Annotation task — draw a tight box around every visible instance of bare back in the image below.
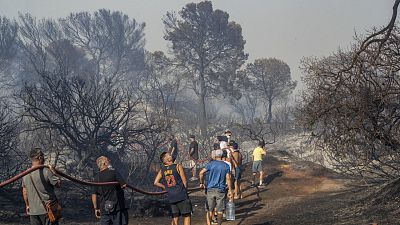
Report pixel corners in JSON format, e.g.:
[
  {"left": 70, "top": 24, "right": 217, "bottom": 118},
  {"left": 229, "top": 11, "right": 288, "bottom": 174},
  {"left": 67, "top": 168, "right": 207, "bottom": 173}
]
[{"left": 232, "top": 151, "right": 242, "bottom": 167}]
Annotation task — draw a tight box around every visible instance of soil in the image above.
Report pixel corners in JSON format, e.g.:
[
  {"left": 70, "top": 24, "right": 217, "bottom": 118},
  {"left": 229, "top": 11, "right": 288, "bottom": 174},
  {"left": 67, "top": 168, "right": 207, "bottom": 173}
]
[{"left": 1, "top": 149, "right": 399, "bottom": 225}]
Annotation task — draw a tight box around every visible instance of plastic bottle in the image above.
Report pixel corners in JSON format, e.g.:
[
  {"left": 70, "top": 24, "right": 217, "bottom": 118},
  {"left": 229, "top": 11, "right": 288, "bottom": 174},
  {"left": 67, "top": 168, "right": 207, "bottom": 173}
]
[{"left": 226, "top": 200, "right": 235, "bottom": 221}]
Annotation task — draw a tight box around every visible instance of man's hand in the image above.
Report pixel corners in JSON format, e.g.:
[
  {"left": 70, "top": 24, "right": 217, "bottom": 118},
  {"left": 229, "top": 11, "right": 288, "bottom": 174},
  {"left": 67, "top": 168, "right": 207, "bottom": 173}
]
[
  {"left": 199, "top": 183, "right": 205, "bottom": 189},
  {"left": 95, "top": 209, "right": 101, "bottom": 219},
  {"left": 47, "top": 164, "right": 56, "bottom": 174},
  {"left": 25, "top": 206, "right": 30, "bottom": 214}
]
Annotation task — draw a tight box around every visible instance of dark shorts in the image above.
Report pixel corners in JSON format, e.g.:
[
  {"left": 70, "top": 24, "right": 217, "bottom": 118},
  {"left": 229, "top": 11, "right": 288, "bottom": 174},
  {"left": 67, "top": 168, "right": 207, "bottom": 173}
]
[
  {"left": 30, "top": 214, "right": 59, "bottom": 225},
  {"left": 100, "top": 210, "right": 128, "bottom": 225},
  {"left": 252, "top": 160, "right": 263, "bottom": 173},
  {"left": 235, "top": 166, "right": 242, "bottom": 180},
  {"left": 206, "top": 188, "right": 226, "bottom": 213},
  {"left": 170, "top": 199, "right": 192, "bottom": 218}
]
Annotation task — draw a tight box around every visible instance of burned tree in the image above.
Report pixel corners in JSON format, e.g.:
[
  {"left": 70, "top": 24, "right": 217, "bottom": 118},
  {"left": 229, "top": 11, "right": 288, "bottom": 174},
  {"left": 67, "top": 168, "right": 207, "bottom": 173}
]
[
  {"left": 299, "top": 25, "right": 400, "bottom": 182},
  {"left": 60, "top": 9, "right": 146, "bottom": 85},
  {"left": 245, "top": 58, "right": 296, "bottom": 124},
  {"left": 163, "top": 1, "right": 247, "bottom": 137},
  {"left": 0, "top": 17, "right": 18, "bottom": 68},
  {"left": 0, "top": 103, "right": 21, "bottom": 185},
  {"left": 16, "top": 12, "right": 151, "bottom": 177}
]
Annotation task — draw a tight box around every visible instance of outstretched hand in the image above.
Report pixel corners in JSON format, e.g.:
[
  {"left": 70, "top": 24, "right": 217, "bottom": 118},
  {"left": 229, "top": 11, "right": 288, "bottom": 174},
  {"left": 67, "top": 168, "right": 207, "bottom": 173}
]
[
  {"left": 47, "top": 164, "right": 56, "bottom": 174},
  {"left": 95, "top": 209, "right": 101, "bottom": 219}
]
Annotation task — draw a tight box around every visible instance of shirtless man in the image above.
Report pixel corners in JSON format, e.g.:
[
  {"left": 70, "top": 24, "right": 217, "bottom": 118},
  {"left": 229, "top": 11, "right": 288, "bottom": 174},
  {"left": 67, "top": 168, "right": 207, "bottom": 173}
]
[{"left": 231, "top": 142, "right": 243, "bottom": 199}]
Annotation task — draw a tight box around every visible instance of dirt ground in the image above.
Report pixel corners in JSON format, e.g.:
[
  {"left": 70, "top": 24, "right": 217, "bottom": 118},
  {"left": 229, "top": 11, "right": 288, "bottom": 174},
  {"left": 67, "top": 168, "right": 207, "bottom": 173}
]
[{"left": 2, "top": 150, "right": 399, "bottom": 225}]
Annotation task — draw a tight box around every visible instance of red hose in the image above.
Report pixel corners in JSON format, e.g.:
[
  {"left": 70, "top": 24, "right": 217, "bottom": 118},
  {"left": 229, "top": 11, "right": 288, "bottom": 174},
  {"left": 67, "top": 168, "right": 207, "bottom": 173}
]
[{"left": 0, "top": 165, "right": 202, "bottom": 195}]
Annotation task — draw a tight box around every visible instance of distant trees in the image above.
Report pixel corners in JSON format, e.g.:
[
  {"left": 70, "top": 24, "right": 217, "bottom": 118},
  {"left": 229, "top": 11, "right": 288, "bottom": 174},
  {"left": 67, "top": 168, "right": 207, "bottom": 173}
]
[
  {"left": 245, "top": 58, "right": 296, "bottom": 124},
  {"left": 60, "top": 9, "right": 145, "bottom": 84},
  {"left": 163, "top": 1, "right": 247, "bottom": 137},
  {"left": 0, "top": 17, "right": 18, "bottom": 88}
]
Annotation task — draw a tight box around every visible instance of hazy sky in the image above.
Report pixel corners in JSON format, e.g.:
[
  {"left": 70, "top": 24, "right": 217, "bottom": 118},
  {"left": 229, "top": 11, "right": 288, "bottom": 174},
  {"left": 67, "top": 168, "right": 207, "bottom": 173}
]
[{"left": 0, "top": 0, "right": 394, "bottom": 90}]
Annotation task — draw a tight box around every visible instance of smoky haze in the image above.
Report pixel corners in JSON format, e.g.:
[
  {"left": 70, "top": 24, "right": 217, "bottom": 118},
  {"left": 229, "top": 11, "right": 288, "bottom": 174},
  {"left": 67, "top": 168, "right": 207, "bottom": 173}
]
[{"left": 0, "top": 0, "right": 393, "bottom": 90}]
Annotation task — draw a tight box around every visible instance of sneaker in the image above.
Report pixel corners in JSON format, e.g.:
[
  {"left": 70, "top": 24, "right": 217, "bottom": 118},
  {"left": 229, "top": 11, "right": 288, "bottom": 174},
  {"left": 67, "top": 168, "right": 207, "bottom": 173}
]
[{"left": 189, "top": 177, "right": 198, "bottom": 181}]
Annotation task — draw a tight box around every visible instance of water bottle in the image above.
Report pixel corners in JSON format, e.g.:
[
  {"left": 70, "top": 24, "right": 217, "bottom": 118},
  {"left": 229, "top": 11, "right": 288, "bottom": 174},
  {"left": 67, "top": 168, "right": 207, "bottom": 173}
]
[{"left": 226, "top": 200, "right": 235, "bottom": 221}]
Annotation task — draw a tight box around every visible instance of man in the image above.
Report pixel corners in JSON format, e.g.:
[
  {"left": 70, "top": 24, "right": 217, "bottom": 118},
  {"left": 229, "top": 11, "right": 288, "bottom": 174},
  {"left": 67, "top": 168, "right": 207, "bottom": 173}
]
[
  {"left": 199, "top": 150, "right": 233, "bottom": 225},
  {"left": 92, "top": 156, "right": 128, "bottom": 225},
  {"left": 231, "top": 142, "right": 243, "bottom": 199},
  {"left": 22, "top": 147, "right": 61, "bottom": 225},
  {"left": 251, "top": 140, "right": 267, "bottom": 187},
  {"left": 188, "top": 135, "right": 199, "bottom": 181},
  {"left": 224, "top": 130, "right": 232, "bottom": 144},
  {"left": 154, "top": 152, "right": 192, "bottom": 225},
  {"left": 168, "top": 134, "right": 179, "bottom": 163}
]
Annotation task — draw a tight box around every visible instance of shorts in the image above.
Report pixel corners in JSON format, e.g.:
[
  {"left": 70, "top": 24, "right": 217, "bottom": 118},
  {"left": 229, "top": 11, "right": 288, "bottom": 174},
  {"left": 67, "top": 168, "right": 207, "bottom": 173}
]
[
  {"left": 100, "top": 210, "right": 128, "bottom": 225},
  {"left": 30, "top": 214, "right": 59, "bottom": 225},
  {"left": 170, "top": 199, "right": 192, "bottom": 218},
  {"left": 235, "top": 166, "right": 242, "bottom": 180},
  {"left": 188, "top": 159, "right": 197, "bottom": 168},
  {"left": 252, "top": 160, "right": 263, "bottom": 173},
  {"left": 206, "top": 188, "right": 226, "bottom": 213}
]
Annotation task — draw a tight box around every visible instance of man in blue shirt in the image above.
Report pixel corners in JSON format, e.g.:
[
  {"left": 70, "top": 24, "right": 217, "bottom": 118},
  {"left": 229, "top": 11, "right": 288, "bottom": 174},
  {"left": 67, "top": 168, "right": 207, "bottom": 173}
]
[{"left": 199, "top": 149, "right": 233, "bottom": 225}]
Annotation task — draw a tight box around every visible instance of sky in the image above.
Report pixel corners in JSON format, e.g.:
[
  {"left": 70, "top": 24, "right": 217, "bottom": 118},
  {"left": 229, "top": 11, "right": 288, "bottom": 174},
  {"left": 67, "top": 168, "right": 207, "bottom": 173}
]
[{"left": 0, "top": 0, "right": 395, "bottom": 91}]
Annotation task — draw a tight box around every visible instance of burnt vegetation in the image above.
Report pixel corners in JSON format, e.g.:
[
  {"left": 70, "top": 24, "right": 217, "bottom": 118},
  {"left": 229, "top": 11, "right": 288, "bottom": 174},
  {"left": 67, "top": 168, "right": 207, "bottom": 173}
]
[
  {"left": 1, "top": 0, "right": 399, "bottom": 223},
  {"left": 0, "top": 1, "right": 295, "bottom": 193}
]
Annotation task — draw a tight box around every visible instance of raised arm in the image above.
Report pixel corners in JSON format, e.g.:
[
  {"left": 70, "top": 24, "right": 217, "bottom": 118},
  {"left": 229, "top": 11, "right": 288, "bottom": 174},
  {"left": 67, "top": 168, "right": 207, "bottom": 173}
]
[
  {"left": 47, "top": 165, "right": 61, "bottom": 188},
  {"left": 115, "top": 171, "right": 127, "bottom": 188},
  {"left": 262, "top": 147, "right": 267, "bottom": 155}
]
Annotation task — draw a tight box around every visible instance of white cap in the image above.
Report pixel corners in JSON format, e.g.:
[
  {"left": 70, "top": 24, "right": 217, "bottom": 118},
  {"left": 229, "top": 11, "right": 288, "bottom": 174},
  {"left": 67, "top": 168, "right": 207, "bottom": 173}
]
[{"left": 220, "top": 141, "right": 228, "bottom": 149}]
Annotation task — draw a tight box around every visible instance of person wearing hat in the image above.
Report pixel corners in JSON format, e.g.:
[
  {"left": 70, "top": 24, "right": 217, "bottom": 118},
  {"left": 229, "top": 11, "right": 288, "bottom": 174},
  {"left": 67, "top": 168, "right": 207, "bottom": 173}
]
[
  {"left": 199, "top": 149, "right": 233, "bottom": 225},
  {"left": 22, "top": 147, "right": 61, "bottom": 225},
  {"left": 219, "top": 130, "right": 232, "bottom": 152},
  {"left": 188, "top": 135, "right": 199, "bottom": 181}
]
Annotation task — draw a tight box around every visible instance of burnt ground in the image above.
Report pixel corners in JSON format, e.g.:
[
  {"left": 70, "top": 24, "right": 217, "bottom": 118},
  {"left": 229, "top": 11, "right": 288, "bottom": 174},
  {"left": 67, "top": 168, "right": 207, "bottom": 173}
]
[{"left": 1, "top": 150, "right": 400, "bottom": 225}]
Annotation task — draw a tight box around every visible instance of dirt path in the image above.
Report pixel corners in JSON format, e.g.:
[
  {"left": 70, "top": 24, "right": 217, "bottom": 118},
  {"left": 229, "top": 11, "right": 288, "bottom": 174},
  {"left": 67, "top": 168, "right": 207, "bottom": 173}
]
[{"left": 124, "top": 151, "right": 348, "bottom": 225}]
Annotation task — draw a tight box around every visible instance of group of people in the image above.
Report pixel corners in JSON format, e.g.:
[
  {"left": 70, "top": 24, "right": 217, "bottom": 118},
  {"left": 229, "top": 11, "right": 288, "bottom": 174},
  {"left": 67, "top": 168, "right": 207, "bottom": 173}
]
[
  {"left": 21, "top": 130, "right": 268, "bottom": 225},
  {"left": 158, "top": 130, "right": 267, "bottom": 225}
]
